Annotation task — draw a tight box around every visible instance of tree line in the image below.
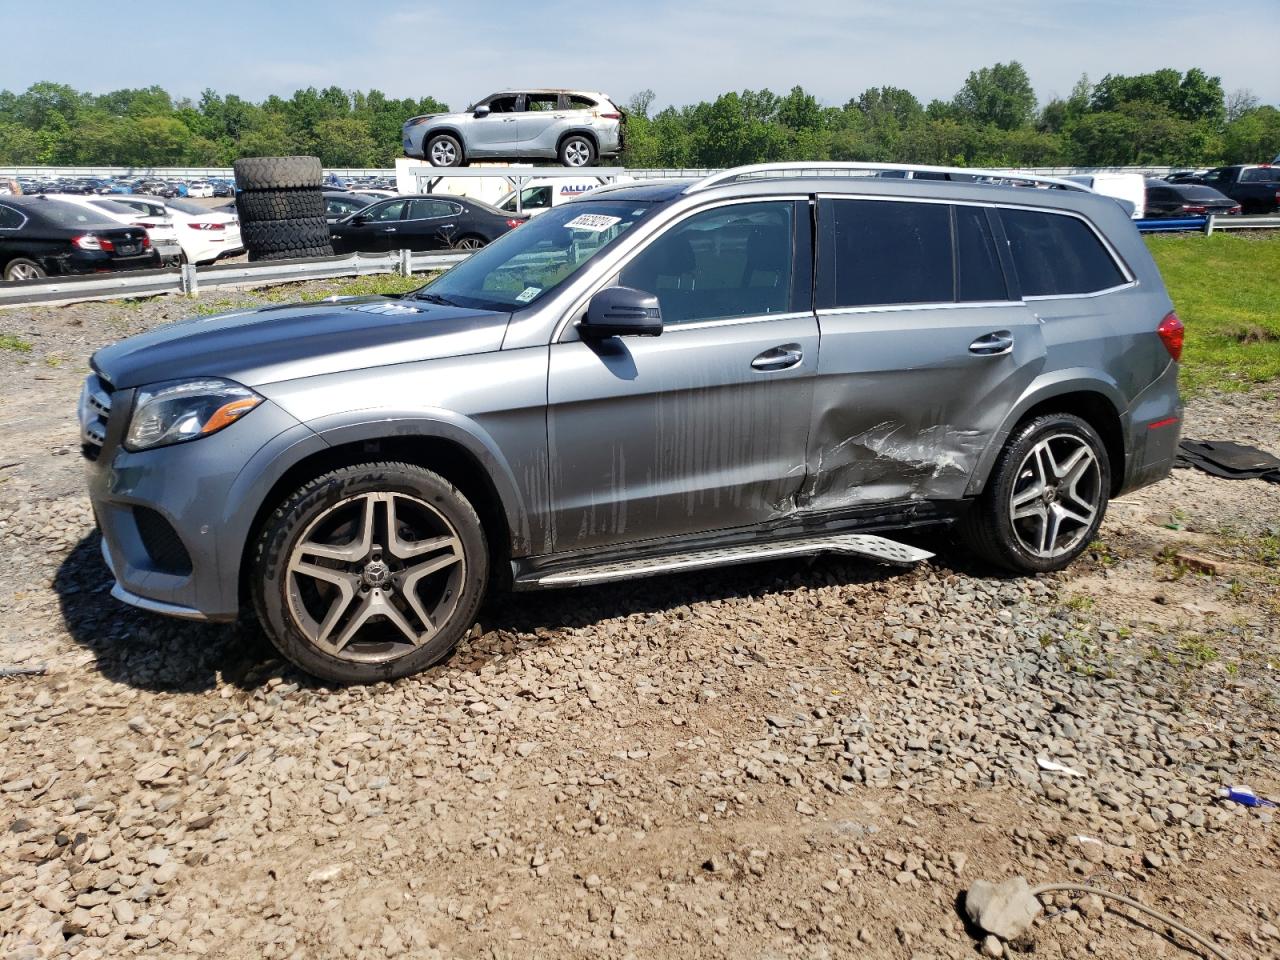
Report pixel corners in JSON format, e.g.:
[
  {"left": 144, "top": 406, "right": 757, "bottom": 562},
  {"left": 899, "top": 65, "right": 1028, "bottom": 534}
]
[{"left": 0, "top": 63, "right": 1276, "bottom": 169}]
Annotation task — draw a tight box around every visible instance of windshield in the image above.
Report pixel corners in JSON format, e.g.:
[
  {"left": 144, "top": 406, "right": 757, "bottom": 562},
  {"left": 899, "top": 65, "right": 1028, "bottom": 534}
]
[
  {"left": 90, "top": 199, "right": 142, "bottom": 217},
  {"left": 412, "top": 199, "right": 654, "bottom": 311}
]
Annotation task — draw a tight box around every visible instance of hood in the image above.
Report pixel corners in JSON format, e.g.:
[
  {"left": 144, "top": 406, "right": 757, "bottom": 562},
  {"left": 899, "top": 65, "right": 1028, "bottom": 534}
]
[{"left": 92, "top": 296, "right": 510, "bottom": 389}]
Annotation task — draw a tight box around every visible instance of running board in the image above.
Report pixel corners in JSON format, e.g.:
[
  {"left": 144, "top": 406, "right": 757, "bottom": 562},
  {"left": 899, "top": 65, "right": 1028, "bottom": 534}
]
[{"left": 514, "top": 533, "right": 932, "bottom": 589}]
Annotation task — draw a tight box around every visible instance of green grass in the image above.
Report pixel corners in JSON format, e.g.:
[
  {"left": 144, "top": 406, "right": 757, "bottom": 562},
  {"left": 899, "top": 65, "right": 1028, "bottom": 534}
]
[
  {"left": 0, "top": 333, "right": 33, "bottom": 353},
  {"left": 1147, "top": 234, "right": 1280, "bottom": 395}
]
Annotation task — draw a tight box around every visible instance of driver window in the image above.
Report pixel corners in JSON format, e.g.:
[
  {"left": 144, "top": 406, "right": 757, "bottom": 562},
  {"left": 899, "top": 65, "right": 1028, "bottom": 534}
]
[
  {"left": 365, "top": 200, "right": 406, "bottom": 222},
  {"left": 619, "top": 202, "right": 795, "bottom": 326},
  {"left": 485, "top": 96, "right": 518, "bottom": 114}
]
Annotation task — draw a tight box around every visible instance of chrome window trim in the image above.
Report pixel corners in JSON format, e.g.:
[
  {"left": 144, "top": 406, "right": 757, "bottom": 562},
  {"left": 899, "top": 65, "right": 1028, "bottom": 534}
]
[
  {"left": 817, "top": 300, "right": 1024, "bottom": 318},
  {"left": 627, "top": 310, "right": 814, "bottom": 335},
  {"left": 552, "top": 194, "right": 807, "bottom": 343}
]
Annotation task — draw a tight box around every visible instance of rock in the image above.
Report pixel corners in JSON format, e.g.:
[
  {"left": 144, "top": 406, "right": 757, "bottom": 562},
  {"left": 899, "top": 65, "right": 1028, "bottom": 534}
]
[
  {"left": 982, "top": 934, "right": 1004, "bottom": 957},
  {"left": 111, "top": 899, "right": 135, "bottom": 925},
  {"left": 965, "top": 877, "right": 1043, "bottom": 941}
]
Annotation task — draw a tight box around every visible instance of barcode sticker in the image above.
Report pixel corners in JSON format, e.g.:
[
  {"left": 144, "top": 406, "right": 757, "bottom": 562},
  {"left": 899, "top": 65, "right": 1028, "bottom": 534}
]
[
  {"left": 563, "top": 214, "right": 621, "bottom": 232},
  {"left": 515, "top": 286, "right": 541, "bottom": 303}
]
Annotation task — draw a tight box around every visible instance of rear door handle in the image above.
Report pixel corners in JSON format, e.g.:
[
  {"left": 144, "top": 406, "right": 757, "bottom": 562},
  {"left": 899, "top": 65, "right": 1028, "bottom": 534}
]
[
  {"left": 969, "top": 331, "right": 1014, "bottom": 356},
  {"left": 751, "top": 344, "right": 804, "bottom": 371}
]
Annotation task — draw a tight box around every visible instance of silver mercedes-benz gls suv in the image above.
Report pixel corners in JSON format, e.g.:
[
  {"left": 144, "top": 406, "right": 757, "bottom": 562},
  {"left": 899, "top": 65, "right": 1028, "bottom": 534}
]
[{"left": 81, "top": 163, "right": 1184, "bottom": 684}]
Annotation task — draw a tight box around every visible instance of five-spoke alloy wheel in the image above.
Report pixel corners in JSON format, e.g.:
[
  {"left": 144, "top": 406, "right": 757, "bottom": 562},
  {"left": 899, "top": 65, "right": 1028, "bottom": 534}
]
[
  {"left": 959, "top": 413, "right": 1111, "bottom": 573},
  {"left": 253, "top": 462, "right": 488, "bottom": 684}
]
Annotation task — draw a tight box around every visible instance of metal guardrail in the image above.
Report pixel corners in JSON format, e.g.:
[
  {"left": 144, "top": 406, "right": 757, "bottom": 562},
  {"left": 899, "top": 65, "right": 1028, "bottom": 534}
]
[
  {"left": 0, "top": 250, "right": 470, "bottom": 309},
  {"left": 1205, "top": 214, "right": 1280, "bottom": 235},
  {"left": 1135, "top": 214, "right": 1280, "bottom": 234}
]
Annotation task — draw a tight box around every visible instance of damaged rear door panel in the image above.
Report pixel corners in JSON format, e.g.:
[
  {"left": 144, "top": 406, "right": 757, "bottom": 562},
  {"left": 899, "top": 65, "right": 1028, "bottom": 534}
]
[{"left": 803, "top": 197, "right": 1047, "bottom": 510}]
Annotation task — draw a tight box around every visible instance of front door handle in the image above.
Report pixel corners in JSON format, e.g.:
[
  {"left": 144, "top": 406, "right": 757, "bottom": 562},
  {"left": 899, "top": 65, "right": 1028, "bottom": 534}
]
[
  {"left": 751, "top": 344, "right": 804, "bottom": 371},
  {"left": 969, "top": 331, "right": 1014, "bottom": 356},
  {"left": 383, "top": 227, "right": 397, "bottom": 232}
]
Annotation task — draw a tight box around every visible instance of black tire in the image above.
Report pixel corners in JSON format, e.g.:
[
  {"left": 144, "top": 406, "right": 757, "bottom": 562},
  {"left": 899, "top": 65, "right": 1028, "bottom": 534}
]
[
  {"left": 2, "top": 257, "right": 46, "bottom": 282},
  {"left": 958, "top": 413, "right": 1111, "bottom": 574},
  {"left": 558, "top": 134, "right": 596, "bottom": 167},
  {"left": 251, "top": 462, "right": 489, "bottom": 685},
  {"left": 235, "top": 188, "right": 325, "bottom": 223},
  {"left": 248, "top": 244, "right": 335, "bottom": 262},
  {"left": 242, "top": 217, "right": 331, "bottom": 253},
  {"left": 233, "top": 156, "right": 323, "bottom": 191},
  {"left": 426, "top": 134, "right": 464, "bottom": 167}
]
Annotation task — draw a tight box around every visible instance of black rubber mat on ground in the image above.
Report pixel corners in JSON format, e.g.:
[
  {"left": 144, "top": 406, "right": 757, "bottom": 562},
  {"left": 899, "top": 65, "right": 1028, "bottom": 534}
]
[{"left": 1174, "top": 439, "right": 1280, "bottom": 482}]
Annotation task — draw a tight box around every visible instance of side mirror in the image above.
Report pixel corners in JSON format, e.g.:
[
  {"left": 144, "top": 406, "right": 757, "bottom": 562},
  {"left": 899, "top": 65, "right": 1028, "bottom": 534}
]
[
  {"left": 351, "top": 214, "right": 368, "bottom": 225},
  {"left": 581, "top": 286, "right": 662, "bottom": 339},
  {"left": 473, "top": 105, "right": 491, "bottom": 118}
]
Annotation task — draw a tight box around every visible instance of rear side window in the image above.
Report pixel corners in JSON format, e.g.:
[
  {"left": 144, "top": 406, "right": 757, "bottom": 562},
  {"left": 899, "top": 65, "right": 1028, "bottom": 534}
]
[
  {"left": 824, "top": 199, "right": 952, "bottom": 307},
  {"left": 0, "top": 205, "right": 23, "bottom": 229},
  {"left": 567, "top": 95, "right": 597, "bottom": 110},
  {"left": 1240, "top": 167, "right": 1278, "bottom": 183},
  {"left": 999, "top": 209, "right": 1126, "bottom": 297},
  {"left": 955, "top": 206, "right": 1007, "bottom": 302}
]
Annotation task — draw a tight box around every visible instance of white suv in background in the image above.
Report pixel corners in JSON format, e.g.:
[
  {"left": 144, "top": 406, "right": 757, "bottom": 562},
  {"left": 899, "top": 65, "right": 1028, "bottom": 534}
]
[{"left": 403, "top": 89, "right": 625, "bottom": 168}]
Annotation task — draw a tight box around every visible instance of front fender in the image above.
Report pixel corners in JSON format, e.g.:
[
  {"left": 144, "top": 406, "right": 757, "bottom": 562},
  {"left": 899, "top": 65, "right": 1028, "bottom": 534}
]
[
  {"left": 306, "top": 408, "right": 532, "bottom": 552},
  {"left": 964, "top": 369, "right": 1130, "bottom": 497}
]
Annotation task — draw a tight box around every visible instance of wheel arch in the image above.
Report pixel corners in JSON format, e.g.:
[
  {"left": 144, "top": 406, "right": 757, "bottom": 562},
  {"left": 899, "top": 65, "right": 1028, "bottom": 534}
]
[
  {"left": 967, "top": 375, "right": 1130, "bottom": 498},
  {"left": 556, "top": 128, "right": 599, "bottom": 156},
  {"left": 424, "top": 127, "right": 467, "bottom": 160},
  {"left": 234, "top": 418, "right": 529, "bottom": 606}
]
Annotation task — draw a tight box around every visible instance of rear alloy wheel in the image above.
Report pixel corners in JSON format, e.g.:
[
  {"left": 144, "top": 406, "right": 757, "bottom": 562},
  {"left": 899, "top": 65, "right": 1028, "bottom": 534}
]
[
  {"left": 958, "top": 413, "right": 1110, "bottom": 574},
  {"left": 427, "top": 134, "right": 464, "bottom": 168},
  {"left": 454, "top": 235, "right": 486, "bottom": 250},
  {"left": 4, "top": 258, "right": 46, "bottom": 281},
  {"left": 558, "top": 135, "right": 595, "bottom": 167},
  {"left": 252, "top": 462, "right": 488, "bottom": 684}
]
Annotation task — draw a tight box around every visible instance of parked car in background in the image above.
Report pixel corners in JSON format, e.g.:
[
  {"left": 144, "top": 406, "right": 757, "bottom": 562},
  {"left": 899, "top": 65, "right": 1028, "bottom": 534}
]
[
  {"left": 1184, "top": 164, "right": 1280, "bottom": 213},
  {"left": 494, "top": 177, "right": 613, "bottom": 216},
  {"left": 1144, "top": 179, "right": 1240, "bottom": 218},
  {"left": 40, "top": 194, "right": 183, "bottom": 263},
  {"left": 1062, "top": 173, "right": 1145, "bottom": 219},
  {"left": 329, "top": 194, "right": 524, "bottom": 252},
  {"left": 187, "top": 181, "right": 215, "bottom": 198},
  {"left": 322, "top": 190, "right": 373, "bottom": 224},
  {"left": 0, "top": 195, "right": 157, "bottom": 281},
  {"left": 111, "top": 196, "right": 242, "bottom": 264},
  {"left": 350, "top": 188, "right": 398, "bottom": 200},
  {"left": 81, "top": 162, "right": 1183, "bottom": 684},
  {"left": 211, "top": 180, "right": 234, "bottom": 197},
  {"left": 403, "top": 89, "right": 625, "bottom": 167}
]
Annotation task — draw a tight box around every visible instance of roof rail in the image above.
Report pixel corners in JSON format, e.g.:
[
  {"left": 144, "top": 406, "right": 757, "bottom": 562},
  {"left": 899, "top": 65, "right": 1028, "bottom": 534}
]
[{"left": 686, "top": 162, "right": 1091, "bottom": 194}]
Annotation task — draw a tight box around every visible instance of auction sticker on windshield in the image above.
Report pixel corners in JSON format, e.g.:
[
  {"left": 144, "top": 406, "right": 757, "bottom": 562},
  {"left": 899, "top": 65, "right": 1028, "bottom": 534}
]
[
  {"left": 563, "top": 214, "right": 621, "bottom": 232},
  {"left": 515, "top": 286, "right": 541, "bottom": 303}
]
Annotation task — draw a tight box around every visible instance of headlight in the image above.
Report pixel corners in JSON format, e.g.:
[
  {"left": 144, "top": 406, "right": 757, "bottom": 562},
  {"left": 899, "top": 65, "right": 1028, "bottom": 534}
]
[{"left": 125, "top": 378, "right": 262, "bottom": 451}]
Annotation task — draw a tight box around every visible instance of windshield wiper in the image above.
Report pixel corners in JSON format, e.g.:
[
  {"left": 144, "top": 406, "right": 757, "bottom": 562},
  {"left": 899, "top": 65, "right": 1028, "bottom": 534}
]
[{"left": 410, "top": 291, "right": 456, "bottom": 306}]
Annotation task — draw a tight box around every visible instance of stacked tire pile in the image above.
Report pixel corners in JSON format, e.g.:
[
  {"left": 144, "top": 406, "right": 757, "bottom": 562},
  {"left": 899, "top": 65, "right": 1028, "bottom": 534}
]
[{"left": 232, "top": 156, "right": 333, "bottom": 262}]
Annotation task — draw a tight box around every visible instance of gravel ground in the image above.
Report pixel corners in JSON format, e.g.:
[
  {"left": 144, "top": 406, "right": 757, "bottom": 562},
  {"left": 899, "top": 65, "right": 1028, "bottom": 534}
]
[{"left": 1, "top": 289, "right": 1278, "bottom": 960}]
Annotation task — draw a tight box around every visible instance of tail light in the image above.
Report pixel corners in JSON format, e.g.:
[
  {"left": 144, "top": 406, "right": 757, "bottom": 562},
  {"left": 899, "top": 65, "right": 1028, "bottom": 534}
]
[
  {"left": 141, "top": 235, "right": 151, "bottom": 249},
  {"left": 1180, "top": 204, "right": 1207, "bottom": 214},
  {"left": 72, "top": 234, "right": 113, "bottom": 251},
  {"left": 1229, "top": 205, "right": 1242, "bottom": 215},
  {"left": 506, "top": 218, "right": 524, "bottom": 228},
  {"left": 1157, "top": 311, "right": 1184, "bottom": 362},
  {"left": 597, "top": 112, "right": 622, "bottom": 120},
  {"left": 187, "top": 222, "right": 225, "bottom": 231}
]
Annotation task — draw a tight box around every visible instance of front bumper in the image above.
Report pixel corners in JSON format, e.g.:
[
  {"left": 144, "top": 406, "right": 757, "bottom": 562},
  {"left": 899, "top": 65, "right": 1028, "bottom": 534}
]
[{"left": 84, "top": 382, "right": 324, "bottom": 622}]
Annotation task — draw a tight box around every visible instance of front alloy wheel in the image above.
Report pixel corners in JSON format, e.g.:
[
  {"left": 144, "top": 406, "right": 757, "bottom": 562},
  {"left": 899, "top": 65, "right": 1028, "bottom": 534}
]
[{"left": 253, "top": 462, "right": 488, "bottom": 684}]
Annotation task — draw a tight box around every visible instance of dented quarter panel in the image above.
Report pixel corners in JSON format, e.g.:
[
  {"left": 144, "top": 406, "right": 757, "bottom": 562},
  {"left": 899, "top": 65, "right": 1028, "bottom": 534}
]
[
  {"left": 804, "top": 302, "right": 1046, "bottom": 509},
  {"left": 547, "top": 314, "right": 819, "bottom": 551}
]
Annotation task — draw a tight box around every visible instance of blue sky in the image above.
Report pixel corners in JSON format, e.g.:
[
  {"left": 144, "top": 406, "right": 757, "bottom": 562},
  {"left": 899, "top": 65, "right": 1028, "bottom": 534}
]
[{"left": 5, "top": 0, "right": 1278, "bottom": 110}]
